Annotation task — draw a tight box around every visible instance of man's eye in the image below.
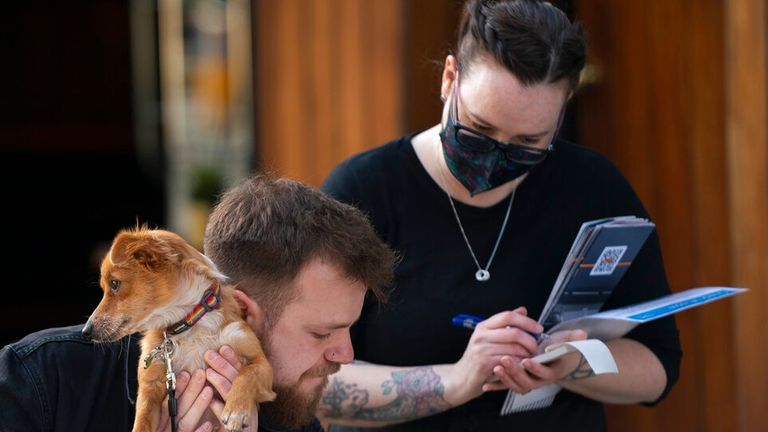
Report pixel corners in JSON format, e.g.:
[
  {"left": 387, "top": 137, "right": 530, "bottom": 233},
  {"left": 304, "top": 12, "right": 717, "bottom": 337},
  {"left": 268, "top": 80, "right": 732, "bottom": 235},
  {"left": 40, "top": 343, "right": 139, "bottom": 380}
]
[
  {"left": 312, "top": 332, "right": 331, "bottom": 340},
  {"left": 110, "top": 279, "right": 121, "bottom": 293}
]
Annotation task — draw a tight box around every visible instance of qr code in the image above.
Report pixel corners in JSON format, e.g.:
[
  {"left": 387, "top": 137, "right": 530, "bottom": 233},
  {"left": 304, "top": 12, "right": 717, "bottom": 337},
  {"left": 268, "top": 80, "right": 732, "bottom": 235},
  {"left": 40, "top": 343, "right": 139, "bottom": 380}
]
[{"left": 590, "top": 246, "right": 628, "bottom": 276}]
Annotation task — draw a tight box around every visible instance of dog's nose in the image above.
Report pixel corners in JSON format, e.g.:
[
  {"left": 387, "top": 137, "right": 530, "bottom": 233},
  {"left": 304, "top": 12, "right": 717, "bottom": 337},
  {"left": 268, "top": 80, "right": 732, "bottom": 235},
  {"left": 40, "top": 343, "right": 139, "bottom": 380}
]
[{"left": 82, "top": 320, "right": 93, "bottom": 338}]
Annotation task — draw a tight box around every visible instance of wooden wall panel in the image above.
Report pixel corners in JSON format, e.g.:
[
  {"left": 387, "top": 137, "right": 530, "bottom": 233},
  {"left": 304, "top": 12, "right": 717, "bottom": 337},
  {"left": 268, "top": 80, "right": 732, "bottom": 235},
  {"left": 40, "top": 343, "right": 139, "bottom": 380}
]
[
  {"left": 686, "top": 1, "right": 736, "bottom": 431},
  {"left": 402, "top": 0, "right": 462, "bottom": 132},
  {"left": 253, "top": 1, "right": 768, "bottom": 430},
  {"left": 579, "top": 0, "right": 768, "bottom": 430},
  {"left": 726, "top": 0, "right": 768, "bottom": 430},
  {"left": 254, "top": 0, "right": 403, "bottom": 187}
]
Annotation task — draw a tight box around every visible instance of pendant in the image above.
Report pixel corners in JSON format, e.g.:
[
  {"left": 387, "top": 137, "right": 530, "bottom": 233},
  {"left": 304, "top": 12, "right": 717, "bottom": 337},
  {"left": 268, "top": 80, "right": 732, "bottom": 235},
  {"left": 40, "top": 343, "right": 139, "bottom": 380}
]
[{"left": 475, "top": 269, "right": 490, "bottom": 282}]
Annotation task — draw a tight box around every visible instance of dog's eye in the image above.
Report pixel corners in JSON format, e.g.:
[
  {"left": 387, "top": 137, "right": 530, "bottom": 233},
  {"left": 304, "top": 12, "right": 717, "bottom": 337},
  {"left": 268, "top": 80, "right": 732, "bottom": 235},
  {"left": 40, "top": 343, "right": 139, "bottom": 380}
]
[{"left": 110, "top": 279, "right": 121, "bottom": 293}]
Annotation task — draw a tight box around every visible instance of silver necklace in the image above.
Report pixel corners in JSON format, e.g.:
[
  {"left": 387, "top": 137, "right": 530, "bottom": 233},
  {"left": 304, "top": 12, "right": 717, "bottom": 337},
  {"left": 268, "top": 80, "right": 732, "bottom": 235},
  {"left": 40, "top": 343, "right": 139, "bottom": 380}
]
[
  {"left": 434, "top": 148, "right": 517, "bottom": 282},
  {"left": 445, "top": 188, "right": 515, "bottom": 282}
]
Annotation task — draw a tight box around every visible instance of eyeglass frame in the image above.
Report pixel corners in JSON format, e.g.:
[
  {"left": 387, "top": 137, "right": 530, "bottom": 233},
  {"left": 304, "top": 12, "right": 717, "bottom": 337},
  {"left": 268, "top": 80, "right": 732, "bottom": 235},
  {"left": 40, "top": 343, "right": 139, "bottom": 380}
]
[{"left": 445, "top": 71, "right": 565, "bottom": 165}]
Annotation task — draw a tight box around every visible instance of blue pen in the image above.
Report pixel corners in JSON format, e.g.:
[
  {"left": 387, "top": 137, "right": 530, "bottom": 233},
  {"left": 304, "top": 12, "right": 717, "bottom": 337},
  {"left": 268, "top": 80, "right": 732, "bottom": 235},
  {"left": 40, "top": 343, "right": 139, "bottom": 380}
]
[{"left": 451, "top": 313, "right": 550, "bottom": 342}]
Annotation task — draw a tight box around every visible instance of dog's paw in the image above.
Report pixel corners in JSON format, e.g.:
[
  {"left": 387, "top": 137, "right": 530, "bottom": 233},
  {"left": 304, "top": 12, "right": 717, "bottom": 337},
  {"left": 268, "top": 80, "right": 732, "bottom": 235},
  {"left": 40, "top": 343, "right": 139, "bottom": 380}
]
[
  {"left": 221, "top": 404, "right": 251, "bottom": 432},
  {"left": 256, "top": 387, "right": 277, "bottom": 403}
]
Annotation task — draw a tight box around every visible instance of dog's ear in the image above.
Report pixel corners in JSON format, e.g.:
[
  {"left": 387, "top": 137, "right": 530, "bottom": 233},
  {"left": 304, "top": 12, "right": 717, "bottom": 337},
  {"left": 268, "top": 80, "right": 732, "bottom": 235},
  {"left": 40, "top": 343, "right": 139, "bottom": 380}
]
[
  {"left": 110, "top": 231, "right": 176, "bottom": 271},
  {"left": 131, "top": 246, "right": 165, "bottom": 271},
  {"left": 109, "top": 232, "right": 135, "bottom": 265},
  {"left": 132, "top": 237, "right": 179, "bottom": 271}
]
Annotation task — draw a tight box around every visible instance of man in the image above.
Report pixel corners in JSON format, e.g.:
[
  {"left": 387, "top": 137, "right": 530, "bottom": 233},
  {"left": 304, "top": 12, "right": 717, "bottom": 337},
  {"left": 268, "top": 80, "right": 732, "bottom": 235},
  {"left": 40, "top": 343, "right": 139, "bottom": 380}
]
[{"left": 0, "top": 174, "right": 395, "bottom": 432}]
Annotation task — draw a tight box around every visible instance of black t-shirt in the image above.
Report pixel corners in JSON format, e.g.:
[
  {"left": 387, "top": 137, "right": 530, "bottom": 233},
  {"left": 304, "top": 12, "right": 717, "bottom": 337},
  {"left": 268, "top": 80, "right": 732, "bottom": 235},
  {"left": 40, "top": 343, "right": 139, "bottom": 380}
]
[
  {"left": 0, "top": 325, "right": 324, "bottom": 432},
  {"left": 321, "top": 135, "right": 681, "bottom": 432}
]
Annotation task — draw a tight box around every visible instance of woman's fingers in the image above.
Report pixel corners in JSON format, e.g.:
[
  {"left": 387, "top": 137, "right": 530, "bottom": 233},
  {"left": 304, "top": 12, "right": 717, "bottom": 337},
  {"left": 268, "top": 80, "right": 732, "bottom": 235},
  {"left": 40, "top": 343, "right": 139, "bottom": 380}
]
[
  {"left": 472, "top": 310, "right": 543, "bottom": 356},
  {"left": 538, "top": 329, "right": 587, "bottom": 353},
  {"left": 479, "top": 309, "right": 543, "bottom": 334},
  {"left": 521, "top": 358, "right": 558, "bottom": 381},
  {"left": 486, "top": 363, "right": 529, "bottom": 393},
  {"left": 480, "top": 356, "right": 559, "bottom": 394},
  {"left": 480, "top": 328, "right": 540, "bottom": 356}
]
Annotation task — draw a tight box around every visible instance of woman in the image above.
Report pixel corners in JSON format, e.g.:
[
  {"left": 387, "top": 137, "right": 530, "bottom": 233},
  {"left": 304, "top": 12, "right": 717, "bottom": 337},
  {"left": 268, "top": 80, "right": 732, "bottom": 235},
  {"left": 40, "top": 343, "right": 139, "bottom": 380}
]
[{"left": 320, "top": 1, "right": 681, "bottom": 430}]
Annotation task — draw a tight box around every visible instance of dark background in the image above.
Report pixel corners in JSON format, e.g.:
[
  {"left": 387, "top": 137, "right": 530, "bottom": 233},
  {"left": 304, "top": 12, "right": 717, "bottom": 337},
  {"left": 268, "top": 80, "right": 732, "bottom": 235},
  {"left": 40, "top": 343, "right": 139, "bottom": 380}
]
[{"left": 0, "top": 1, "right": 165, "bottom": 346}]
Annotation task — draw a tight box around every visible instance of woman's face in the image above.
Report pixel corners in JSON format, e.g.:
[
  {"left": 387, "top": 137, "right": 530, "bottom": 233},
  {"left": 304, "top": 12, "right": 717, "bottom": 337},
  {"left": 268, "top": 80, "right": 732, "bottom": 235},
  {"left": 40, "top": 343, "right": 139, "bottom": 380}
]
[{"left": 441, "top": 54, "right": 570, "bottom": 151}]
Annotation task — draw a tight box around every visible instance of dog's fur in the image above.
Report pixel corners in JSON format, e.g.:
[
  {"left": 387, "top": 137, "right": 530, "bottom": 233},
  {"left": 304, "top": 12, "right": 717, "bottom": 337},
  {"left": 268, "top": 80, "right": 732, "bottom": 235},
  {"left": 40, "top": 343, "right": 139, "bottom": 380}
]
[{"left": 84, "top": 227, "right": 275, "bottom": 432}]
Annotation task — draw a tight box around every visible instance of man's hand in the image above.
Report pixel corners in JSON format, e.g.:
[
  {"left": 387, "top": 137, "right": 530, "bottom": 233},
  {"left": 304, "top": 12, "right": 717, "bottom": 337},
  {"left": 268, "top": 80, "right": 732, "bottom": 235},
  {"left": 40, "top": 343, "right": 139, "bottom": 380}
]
[
  {"left": 446, "top": 307, "right": 543, "bottom": 404},
  {"left": 483, "top": 329, "right": 588, "bottom": 394},
  {"left": 156, "top": 370, "right": 216, "bottom": 432},
  {"left": 205, "top": 346, "right": 260, "bottom": 432}
]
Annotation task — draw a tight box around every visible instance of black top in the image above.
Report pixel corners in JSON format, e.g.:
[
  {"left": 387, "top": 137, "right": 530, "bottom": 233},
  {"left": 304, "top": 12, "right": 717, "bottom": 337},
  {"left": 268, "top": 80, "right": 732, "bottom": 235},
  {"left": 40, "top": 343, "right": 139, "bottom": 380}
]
[
  {"left": 321, "top": 135, "right": 682, "bottom": 432},
  {"left": 0, "top": 325, "right": 323, "bottom": 432}
]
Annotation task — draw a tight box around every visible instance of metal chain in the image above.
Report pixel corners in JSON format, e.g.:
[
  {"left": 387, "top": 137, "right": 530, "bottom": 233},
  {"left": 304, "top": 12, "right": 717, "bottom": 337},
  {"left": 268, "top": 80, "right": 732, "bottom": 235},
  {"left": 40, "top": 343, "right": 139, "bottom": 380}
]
[
  {"left": 445, "top": 187, "right": 515, "bottom": 281},
  {"left": 435, "top": 144, "right": 517, "bottom": 282}
]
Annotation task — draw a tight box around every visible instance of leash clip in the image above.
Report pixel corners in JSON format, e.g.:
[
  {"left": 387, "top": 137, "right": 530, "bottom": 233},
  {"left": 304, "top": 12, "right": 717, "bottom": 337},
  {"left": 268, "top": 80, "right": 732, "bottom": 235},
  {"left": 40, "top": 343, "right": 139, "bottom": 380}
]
[{"left": 162, "top": 331, "right": 177, "bottom": 391}]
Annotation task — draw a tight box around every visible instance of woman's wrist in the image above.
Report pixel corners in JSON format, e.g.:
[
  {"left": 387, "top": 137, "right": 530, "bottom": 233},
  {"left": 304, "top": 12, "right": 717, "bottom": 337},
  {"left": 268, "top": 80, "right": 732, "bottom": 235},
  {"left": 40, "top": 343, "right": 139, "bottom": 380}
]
[
  {"left": 441, "top": 363, "right": 483, "bottom": 407},
  {"left": 554, "top": 351, "right": 593, "bottom": 382}
]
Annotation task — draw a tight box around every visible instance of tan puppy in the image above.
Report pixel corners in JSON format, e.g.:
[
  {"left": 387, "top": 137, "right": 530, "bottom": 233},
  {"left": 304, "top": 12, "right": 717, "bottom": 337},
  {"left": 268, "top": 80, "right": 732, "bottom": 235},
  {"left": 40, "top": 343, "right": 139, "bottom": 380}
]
[{"left": 83, "top": 227, "right": 275, "bottom": 432}]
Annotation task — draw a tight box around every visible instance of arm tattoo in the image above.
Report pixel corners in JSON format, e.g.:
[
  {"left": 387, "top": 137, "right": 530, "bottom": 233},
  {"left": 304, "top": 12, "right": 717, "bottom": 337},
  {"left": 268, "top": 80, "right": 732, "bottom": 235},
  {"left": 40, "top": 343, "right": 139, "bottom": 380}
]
[
  {"left": 320, "top": 367, "right": 452, "bottom": 421},
  {"left": 562, "top": 354, "right": 595, "bottom": 380}
]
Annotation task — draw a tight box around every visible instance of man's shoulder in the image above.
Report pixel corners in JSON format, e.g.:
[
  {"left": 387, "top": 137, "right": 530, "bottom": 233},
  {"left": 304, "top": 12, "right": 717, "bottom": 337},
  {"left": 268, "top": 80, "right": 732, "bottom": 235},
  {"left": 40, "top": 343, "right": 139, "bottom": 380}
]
[
  {"left": 2, "top": 324, "right": 136, "bottom": 371},
  {"left": 4, "top": 324, "right": 91, "bottom": 358}
]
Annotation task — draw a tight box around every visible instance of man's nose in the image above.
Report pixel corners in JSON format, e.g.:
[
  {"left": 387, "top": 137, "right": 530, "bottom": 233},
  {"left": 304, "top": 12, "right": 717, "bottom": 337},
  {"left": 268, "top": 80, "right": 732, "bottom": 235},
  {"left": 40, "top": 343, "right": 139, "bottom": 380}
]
[{"left": 326, "top": 331, "right": 354, "bottom": 364}]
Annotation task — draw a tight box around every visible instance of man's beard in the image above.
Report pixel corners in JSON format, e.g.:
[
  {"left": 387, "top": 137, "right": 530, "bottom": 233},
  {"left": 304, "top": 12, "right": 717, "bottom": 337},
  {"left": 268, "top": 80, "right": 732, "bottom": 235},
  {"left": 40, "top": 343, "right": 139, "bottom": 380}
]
[
  {"left": 260, "top": 362, "right": 341, "bottom": 428},
  {"left": 259, "top": 326, "right": 341, "bottom": 428}
]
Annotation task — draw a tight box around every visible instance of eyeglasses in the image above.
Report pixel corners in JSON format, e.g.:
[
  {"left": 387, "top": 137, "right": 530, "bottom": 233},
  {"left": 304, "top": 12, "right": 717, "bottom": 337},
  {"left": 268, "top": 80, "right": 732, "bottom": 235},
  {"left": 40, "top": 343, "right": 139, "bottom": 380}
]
[{"left": 446, "top": 74, "right": 562, "bottom": 165}]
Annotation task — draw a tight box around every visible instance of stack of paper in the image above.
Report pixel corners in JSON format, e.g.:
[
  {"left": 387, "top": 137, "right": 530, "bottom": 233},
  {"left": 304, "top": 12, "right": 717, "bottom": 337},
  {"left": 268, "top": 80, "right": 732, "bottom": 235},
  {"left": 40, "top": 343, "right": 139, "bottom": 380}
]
[
  {"left": 538, "top": 216, "right": 656, "bottom": 330},
  {"left": 499, "top": 215, "right": 749, "bottom": 416},
  {"left": 500, "top": 286, "right": 746, "bottom": 415},
  {"left": 547, "top": 286, "right": 747, "bottom": 340}
]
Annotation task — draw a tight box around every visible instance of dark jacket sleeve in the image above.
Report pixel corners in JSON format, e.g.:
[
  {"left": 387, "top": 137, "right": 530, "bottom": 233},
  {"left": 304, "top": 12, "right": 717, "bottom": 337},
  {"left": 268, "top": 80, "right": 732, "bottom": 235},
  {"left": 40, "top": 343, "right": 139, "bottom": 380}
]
[{"left": 0, "top": 344, "right": 46, "bottom": 432}]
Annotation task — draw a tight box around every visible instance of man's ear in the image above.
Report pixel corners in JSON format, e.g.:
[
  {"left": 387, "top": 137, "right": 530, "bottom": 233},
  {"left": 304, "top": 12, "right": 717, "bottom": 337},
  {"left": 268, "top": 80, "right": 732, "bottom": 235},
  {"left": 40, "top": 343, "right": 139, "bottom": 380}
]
[{"left": 233, "top": 289, "right": 265, "bottom": 335}]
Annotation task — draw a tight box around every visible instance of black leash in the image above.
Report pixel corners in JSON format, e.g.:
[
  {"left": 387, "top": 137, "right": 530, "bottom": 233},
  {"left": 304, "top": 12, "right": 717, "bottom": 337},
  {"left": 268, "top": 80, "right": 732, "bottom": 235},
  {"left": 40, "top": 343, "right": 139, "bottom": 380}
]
[
  {"left": 161, "top": 332, "right": 179, "bottom": 432},
  {"left": 167, "top": 386, "right": 178, "bottom": 432}
]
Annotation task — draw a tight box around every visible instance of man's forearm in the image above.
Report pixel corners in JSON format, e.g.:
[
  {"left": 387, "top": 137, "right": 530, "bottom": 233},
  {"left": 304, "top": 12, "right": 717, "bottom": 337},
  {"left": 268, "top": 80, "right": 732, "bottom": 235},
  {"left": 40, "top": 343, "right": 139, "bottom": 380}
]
[
  {"left": 557, "top": 338, "right": 667, "bottom": 404},
  {"left": 318, "top": 361, "right": 461, "bottom": 427}
]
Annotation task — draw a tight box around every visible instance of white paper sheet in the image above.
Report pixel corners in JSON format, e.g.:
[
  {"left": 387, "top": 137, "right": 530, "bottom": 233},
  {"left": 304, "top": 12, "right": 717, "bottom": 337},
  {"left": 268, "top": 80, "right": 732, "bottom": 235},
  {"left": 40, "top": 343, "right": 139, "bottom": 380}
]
[{"left": 500, "top": 339, "right": 617, "bottom": 415}]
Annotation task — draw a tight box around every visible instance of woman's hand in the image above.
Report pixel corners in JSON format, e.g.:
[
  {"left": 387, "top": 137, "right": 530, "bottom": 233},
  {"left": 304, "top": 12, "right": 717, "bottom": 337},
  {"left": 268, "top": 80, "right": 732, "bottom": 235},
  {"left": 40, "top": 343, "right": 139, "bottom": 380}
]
[
  {"left": 483, "top": 329, "right": 587, "bottom": 394},
  {"left": 204, "top": 346, "right": 260, "bottom": 432},
  {"left": 446, "top": 307, "right": 543, "bottom": 404}
]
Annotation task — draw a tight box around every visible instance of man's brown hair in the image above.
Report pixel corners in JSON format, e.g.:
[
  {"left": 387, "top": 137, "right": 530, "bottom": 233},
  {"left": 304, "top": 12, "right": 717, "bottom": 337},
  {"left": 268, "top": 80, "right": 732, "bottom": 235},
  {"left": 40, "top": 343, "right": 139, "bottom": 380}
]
[{"left": 204, "top": 174, "right": 395, "bottom": 326}]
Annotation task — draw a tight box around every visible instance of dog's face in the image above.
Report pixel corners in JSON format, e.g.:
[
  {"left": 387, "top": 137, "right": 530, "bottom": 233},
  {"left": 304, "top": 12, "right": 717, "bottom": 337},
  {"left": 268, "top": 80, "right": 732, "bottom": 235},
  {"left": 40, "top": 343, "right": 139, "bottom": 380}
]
[{"left": 84, "top": 228, "right": 219, "bottom": 342}]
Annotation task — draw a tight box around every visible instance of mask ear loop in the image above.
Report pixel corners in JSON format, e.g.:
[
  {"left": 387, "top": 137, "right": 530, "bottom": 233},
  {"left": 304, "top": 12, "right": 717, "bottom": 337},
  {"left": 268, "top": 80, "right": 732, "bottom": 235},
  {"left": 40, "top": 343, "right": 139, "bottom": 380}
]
[
  {"left": 452, "top": 70, "right": 461, "bottom": 122},
  {"left": 548, "top": 105, "right": 567, "bottom": 152},
  {"left": 441, "top": 69, "right": 461, "bottom": 134}
]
